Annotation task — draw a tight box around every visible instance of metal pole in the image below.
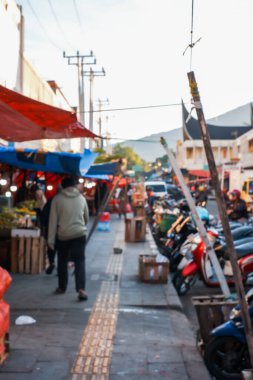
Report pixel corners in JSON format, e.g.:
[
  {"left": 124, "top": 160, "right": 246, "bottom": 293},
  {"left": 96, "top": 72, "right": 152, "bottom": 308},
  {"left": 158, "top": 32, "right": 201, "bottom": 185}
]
[
  {"left": 77, "top": 52, "right": 83, "bottom": 124},
  {"left": 98, "top": 99, "right": 102, "bottom": 147},
  {"left": 160, "top": 137, "right": 231, "bottom": 298},
  {"left": 187, "top": 70, "right": 253, "bottom": 367},
  {"left": 89, "top": 68, "right": 94, "bottom": 150},
  {"left": 63, "top": 50, "right": 96, "bottom": 151}
]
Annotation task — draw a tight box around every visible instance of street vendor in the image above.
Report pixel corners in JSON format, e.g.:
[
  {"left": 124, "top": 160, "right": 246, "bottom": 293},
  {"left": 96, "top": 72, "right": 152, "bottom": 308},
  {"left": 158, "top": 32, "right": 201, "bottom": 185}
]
[{"left": 31, "top": 184, "right": 47, "bottom": 227}]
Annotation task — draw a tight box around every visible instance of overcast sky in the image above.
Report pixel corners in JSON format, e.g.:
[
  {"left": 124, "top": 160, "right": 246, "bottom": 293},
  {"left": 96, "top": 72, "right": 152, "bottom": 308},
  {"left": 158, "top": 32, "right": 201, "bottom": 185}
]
[{"left": 17, "top": 0, "right": 253, "bottom": 141}]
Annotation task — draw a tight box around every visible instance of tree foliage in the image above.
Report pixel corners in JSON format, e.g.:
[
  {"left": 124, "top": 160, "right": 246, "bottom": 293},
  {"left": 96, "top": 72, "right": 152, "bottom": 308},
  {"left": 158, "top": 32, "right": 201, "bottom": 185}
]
[{"left": 94, "top": 144, "right": 145, "bottom": 169}]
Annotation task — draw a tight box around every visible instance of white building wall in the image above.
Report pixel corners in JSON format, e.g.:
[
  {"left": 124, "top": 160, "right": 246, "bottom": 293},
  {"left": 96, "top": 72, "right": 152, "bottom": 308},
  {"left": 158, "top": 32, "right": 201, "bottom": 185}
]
[
  {"left": 0, "top": 0, "right": 81, "bottom": 152},
  {"left": 0, "top": 0, "right": 21, "bottom": 91},
  {"left": 176, "top": 140, "right": 234, "bottom": 170}
]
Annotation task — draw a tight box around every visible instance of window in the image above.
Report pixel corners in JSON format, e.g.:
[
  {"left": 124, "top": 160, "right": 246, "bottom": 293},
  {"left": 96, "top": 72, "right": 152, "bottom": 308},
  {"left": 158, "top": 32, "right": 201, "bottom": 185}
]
[
  {"left": 248, "top": 139, "right": 253, "bottom": 153},
  {"left": 196, "top": 147, "right": 203, "bottom": 159},
  {"left": 221, "top": 147, "right": 227, "bottom": 159},
  {"left": 186, "top": 147, "right": 193, "bottom": 159}
]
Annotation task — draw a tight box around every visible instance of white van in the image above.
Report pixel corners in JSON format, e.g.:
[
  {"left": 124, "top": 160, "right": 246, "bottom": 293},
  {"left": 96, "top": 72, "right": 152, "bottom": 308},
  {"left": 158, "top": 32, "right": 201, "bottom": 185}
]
[{"left": 144, "top": 181, "right": 167, "bottom": 198}]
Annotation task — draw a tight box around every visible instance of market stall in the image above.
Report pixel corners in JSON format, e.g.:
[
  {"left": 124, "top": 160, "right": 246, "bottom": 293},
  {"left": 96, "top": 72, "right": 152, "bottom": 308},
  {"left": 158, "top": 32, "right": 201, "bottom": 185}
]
[{"left": 0, "top": 147, "right": 97, "bottom": 273}]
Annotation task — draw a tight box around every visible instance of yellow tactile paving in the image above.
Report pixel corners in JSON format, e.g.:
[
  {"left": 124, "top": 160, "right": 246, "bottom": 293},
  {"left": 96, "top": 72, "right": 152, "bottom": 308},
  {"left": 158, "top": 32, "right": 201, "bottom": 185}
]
[{"left": 70, "top": 232, "right": 124, "bottom": 380}]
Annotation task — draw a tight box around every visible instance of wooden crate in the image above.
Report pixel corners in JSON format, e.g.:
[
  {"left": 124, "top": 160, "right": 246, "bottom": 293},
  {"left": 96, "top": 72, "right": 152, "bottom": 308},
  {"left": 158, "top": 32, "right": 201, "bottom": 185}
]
[
  {"left": 192, "top": 295, "right": 237, "bottom": 347},
  {"left": 139, "top": 254, "right": 169, "bottom": 284},
  {"left": 10, "top": 236, "right": 46, "bottom": 274},
  {"left": 133, "top": 205, "right": 145, "bottom": 217},
  {"left": 0, "top": 333, "right": 9, "bottom": 365},
  {"left": 125, "top": 217, "right": 146, "bottom": 242}
]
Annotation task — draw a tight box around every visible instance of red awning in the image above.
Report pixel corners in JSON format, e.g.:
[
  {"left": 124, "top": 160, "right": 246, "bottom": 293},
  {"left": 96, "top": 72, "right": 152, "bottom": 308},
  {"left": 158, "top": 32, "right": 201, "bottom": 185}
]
[
  {"left": 0, "top": 85, "right": 98, "bottom": 142},
  {"left": 188, "top": 170, "right": 210, "bottom": 178}
]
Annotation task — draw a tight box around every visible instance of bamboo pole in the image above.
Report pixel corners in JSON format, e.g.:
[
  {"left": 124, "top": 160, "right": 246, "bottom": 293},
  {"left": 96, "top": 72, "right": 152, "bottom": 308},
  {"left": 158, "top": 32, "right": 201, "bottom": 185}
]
[
  {"left": 187, "top": 70, "right": 253, "bottom": 366},
  {"left": 160, "top": 137, "right": 231, "bottom": 298}
]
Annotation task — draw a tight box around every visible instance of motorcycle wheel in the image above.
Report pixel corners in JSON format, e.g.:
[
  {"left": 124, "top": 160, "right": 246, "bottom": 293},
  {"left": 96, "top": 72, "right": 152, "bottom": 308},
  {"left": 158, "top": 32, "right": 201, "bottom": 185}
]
[
  {"left": 204, "top": 336, "right": 250, "bottom": 380},
  {"left": 172, "top": 271, "right": 195, "bottom": 296}
]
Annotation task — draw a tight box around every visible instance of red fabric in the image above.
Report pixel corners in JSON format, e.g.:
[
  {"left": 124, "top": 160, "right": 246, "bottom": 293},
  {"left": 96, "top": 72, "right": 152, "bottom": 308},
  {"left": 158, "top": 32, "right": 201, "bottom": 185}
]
[
  {"left": 188, "top": 170, "right": 210, "bottom": 178},
  {"left": 0, "top": 301, "right": 10, "bottom": 341},
  {"left": 0, "top": 85, "right": 98, "bottom": 142}
]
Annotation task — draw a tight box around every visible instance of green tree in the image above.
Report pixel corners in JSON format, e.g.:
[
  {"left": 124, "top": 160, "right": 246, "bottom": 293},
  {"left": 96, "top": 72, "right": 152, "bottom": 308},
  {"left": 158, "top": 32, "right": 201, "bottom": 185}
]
[
  {"left": 93, "top": 144, "right": 145, "bottom": 169},
  {"left": 112, "top": 144, "right": 144, "bottom": 168}
]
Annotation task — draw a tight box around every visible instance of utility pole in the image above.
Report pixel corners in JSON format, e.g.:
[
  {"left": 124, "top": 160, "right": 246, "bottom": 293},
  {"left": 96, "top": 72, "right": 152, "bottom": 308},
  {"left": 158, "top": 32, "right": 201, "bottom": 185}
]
[
  {"left": 97, "top": 98, "right": 109, "bottom": 149},
  {"left": 187, "top": 71, "right": 253, "bottom": 368},
  {"left": 63, "top": 51, "right": 96, "bottom": 150},
  {"left": 83, "top": 67, "right": 106, "bottom": 150}
]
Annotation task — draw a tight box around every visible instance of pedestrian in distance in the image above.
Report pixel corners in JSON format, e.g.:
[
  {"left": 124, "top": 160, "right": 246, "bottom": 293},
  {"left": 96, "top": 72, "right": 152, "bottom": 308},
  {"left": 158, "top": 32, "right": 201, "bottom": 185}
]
[
  {"left": 41, "top": 185, "right": 62, "bottom": 275},
  {"left": 227, "top": 189, "right": 248, "bottom": 222},
  {"left": 48, "top": 176, "right": 89, "bottom": 301},
  {"left": 195, "top": 185, "right": 208, "bottom": 207}
]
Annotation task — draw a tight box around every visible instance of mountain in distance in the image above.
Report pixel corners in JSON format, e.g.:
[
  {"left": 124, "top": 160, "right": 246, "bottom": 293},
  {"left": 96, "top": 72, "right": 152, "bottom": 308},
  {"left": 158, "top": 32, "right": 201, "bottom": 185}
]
[{"left": 121, "top": 127, "right": 182, "bottom": 161}]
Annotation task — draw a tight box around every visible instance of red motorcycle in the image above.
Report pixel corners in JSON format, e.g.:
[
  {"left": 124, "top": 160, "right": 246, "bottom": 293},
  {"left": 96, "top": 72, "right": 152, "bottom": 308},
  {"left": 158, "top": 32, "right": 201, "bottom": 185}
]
[{"left": 173, "top": 229, "right": 253, "bottom": 295}]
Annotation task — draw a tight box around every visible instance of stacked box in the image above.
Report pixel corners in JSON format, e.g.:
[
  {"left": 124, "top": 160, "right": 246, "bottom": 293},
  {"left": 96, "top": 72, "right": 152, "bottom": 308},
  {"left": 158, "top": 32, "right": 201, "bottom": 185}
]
[
  {"left": 97, "top": 212, "right": 110, "bottom": 232},
  {"left": 125, "top": 217, "right": 146, "bottom": 242},
  {"left": 139, "top": 254, "right": 169, "bottom": 284},
  {"left": 11, "top": 236, "right": 46, "bottom": 274},
  {"left": 133, "top": 205, "right": 145, "bottom": 217}
]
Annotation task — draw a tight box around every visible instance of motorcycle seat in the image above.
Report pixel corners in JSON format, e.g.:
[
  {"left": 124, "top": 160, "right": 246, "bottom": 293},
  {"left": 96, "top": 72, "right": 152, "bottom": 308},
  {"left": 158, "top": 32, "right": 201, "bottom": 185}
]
[
  {"left": 220, "top": 237, "right": 253, "bottom": 250},
  {"left": 220, "top": 226, "right": 253, "bottom": 241},
  {"left": 235, "top": 242, "right": 253, "bottom": 259}
]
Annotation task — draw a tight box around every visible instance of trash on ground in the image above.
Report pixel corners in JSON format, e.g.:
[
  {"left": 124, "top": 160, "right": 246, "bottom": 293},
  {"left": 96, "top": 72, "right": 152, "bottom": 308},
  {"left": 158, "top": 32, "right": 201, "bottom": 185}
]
[{"left": 15, "top": 315, "right": 36, "bottom": 325}]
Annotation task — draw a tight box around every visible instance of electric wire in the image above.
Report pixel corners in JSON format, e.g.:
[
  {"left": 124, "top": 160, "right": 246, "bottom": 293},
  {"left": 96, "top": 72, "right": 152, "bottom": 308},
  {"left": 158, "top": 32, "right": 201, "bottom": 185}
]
[
  {"left": 72, "top": 0, "right": 85, "bottom": 37},
  {"left": 16, "top": 102, "right": 184, "bottom": 114},
  {"left": 182, "top": 0, "right": 201, "bottom": 68},
  {"left": 47, "top": 0, "right": 76, "bottom": 50},
  {"left": 82, "top": 102, "right": 183, "bottom": 114},
  {"left": 101, "top": 136, "right": 179, "bottom": 143},
  {"left": 190, "top": 0, "right": 194, "bottom": 70},
  {"left": 26, "top": 0, "right": 63, "bottom": 51}
]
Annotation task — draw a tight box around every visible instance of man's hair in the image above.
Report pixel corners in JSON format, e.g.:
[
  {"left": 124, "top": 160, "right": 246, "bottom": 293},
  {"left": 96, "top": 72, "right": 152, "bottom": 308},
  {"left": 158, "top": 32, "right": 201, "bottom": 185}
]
[{"left": 61, "top": 176, "right": 78, "bottom": 189}]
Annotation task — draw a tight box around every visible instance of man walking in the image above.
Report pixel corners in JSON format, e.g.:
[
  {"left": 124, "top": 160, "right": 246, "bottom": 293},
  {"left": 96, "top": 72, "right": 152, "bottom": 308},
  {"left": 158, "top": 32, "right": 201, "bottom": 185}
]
[{"left": 48, "top": 176, "right": 89, "bottom": 301}]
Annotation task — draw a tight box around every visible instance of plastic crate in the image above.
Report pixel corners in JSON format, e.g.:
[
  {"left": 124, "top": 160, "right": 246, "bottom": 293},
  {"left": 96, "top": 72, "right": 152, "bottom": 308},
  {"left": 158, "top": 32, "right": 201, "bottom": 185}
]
[
  {"left": 97, "top": 221, "right": 110, "bottom": 231},
  {"left": 99, "top": 212, "right": 110, "bottom": 222}
]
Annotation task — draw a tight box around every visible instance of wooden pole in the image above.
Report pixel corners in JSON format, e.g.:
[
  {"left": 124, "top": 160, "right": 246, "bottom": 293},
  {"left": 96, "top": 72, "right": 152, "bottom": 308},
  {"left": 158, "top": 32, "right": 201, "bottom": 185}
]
[
  {"left": 160, "top": 137, "right": 231, "bottom": 298},
  {"left": 187, "top": 70, "right": 253, "bottom": 366}
]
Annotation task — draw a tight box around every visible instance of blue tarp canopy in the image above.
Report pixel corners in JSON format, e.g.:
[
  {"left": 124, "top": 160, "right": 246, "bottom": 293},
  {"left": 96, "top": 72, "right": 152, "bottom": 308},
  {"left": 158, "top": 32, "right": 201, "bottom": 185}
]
[
  {"left": 0, "top": 147, "right": 97, "bottom": 176},
  {"left": 85, "top": 162, "right": 119, "bottom": 180}
]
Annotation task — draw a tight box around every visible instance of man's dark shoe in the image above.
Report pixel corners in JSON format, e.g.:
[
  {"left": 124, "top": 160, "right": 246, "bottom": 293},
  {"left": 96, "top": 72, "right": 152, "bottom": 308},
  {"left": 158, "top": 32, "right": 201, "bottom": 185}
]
[
  {"left": 46, "top": 264, "right": 55, "bottom": 275},
  {"left": 78, "top": 291, "right": 88, "bottom": 301},
  {"left": 55, "top": 288, "right": 65, "bottom": 294}
]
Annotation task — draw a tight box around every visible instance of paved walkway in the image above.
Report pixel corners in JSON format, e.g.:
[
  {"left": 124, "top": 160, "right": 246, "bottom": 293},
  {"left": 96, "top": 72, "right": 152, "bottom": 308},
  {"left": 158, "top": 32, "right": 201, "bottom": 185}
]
[{"left": 0, "top": 215, "right": 210, "bottom": 379}]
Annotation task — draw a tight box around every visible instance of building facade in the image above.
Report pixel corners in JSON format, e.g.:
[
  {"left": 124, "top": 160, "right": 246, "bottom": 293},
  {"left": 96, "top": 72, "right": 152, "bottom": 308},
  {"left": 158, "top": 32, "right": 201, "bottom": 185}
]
[
  {"left": 176, "top": 102, "right": 253, "bottom": 171},
  {"left": 0, "top": 0, "right": 81, "bottom": 152}
]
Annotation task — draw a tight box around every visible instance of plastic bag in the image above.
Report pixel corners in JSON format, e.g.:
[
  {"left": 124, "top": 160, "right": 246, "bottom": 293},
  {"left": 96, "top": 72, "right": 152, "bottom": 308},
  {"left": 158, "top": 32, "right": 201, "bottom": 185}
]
[{"left": 15, "top": 315, "right": 36, "bottom": 325}]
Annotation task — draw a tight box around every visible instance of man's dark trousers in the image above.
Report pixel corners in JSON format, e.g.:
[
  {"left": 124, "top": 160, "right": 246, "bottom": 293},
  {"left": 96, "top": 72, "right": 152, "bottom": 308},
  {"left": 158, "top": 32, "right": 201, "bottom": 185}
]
[{"left": 57, "top": 235, "right": 86, "bottom": 292}]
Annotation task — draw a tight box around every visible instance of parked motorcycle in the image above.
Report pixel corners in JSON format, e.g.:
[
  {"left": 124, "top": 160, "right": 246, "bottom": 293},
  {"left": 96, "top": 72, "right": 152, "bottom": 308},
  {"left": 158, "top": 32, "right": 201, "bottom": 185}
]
[
  {"left": 173, "top": 229, "right": 253, "bottom": 295},
  {"left": 204, "top": 288, "right": 253, "bottom": 380}
]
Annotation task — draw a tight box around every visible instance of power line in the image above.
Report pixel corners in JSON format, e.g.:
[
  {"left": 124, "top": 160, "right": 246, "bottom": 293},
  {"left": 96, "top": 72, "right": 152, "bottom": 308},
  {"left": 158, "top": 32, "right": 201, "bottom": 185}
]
[
  {"left": 26, "top": 0, "right": 63, "bottom": 51},
  {"left": 72, "top": 0, "right": 85, "bottom": 37},
  {"left": 14, "top": 101, "right": 184, "bottom": 114},
  {"left": 47, "top": 0, "right": 75, "bottom": 50},
  {"left": 82, "top": 102, "right": 183, "bottom": 113},
  {"left": 101, "top": 136, "right": 179, "bottom": 143}
]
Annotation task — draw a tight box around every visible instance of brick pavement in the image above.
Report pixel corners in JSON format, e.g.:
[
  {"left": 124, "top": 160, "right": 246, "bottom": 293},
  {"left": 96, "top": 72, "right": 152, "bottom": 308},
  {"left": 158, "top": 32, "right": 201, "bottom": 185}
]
[{"left": 0, "top": 215, "right": 210, "bottom": 379}]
